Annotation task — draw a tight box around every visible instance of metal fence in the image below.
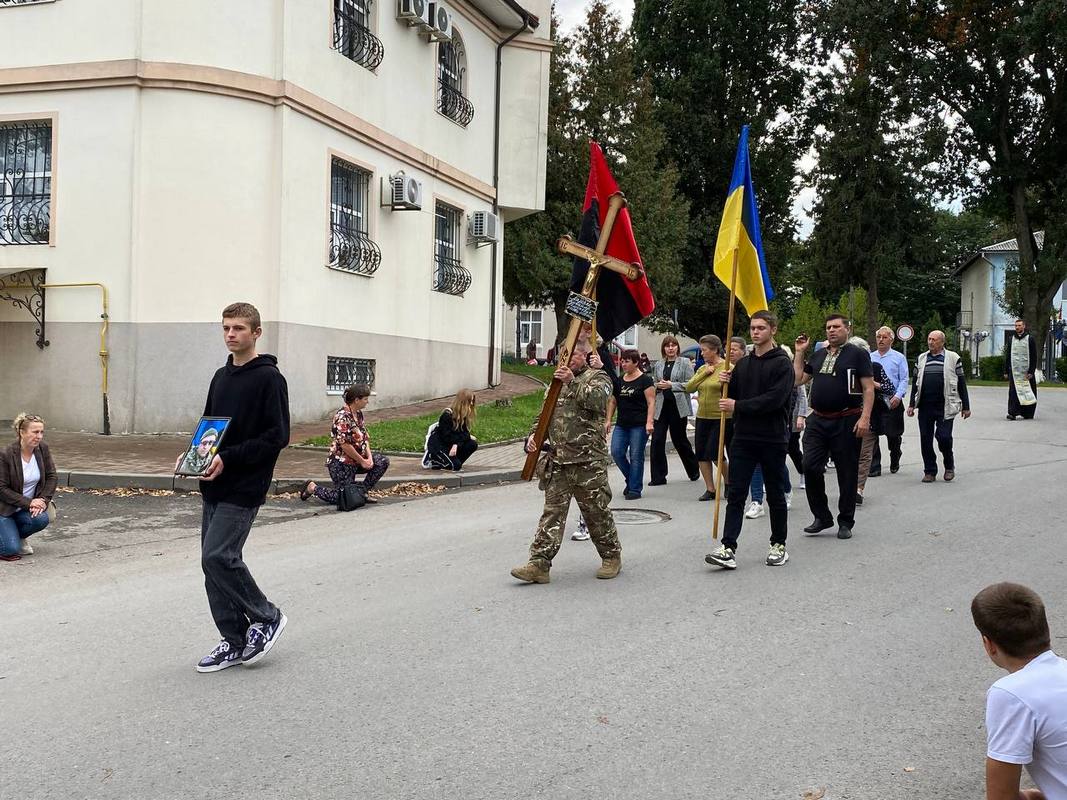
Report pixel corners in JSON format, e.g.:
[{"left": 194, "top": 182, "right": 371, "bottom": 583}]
[{"left": 1, "top": 120, "right": 51, "bottom": 246}]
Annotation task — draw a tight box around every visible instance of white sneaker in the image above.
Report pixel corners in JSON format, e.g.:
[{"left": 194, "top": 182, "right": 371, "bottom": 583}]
[
  {"left": 571, "top": 520, "right": 590, "bottom": 541},
  {"left": 785, "top": 491, "right": 793, "bottom": 510},
  {"left": 744, "top": 501, "right": 765, "bottom": 519},
  {"left": 18, "top": 540, "right": 34, "bottom": 555}
]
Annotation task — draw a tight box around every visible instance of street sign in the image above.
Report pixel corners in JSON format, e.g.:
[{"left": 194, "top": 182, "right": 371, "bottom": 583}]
[{"left": 896, "top": 324, "right": 914, "bottom": 342}]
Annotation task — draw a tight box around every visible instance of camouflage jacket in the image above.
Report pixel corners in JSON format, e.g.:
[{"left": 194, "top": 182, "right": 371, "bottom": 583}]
[{"left": 534, "top": 366, "right": 613, "bottom": 464}]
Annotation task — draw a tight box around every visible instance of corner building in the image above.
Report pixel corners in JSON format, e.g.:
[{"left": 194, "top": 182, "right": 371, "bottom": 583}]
[{"left": 0, "top": 0, "right": 550, "bottom": 432}]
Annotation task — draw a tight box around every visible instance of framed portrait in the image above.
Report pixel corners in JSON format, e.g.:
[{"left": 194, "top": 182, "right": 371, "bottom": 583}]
[{"left": 175, "top": 417, "right": 232, "bottom": 477}]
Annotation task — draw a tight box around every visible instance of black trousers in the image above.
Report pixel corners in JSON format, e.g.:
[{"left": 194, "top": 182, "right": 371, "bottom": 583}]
[
  {"left": 802, "top": 414, "right": 862, "bottom": 529},
  {"left": 201, "top": 500, "right": 277, "bottom": 647},
  {"left": 650, "top": 398, "right": 699, "bottom": 483},
  {"left": 787, "top": 430, "right": 803, "bottom": 474},
  {"left": 871, "top": 403, "right": 904, "bottom": 471},
  {"left": 722, "top": 439, "right": 788, "bottom": 551}
]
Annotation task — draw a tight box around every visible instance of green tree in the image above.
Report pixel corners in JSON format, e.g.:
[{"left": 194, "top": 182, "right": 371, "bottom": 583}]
[
  {"left": 632, "top": 0, "right": 807, "bottom": 340},
  {"left": 805, "top": 0, "right": 934, "bottom": 344},
  {"left": 907, "top": 0, "right": 1067, "bottom": 345}
]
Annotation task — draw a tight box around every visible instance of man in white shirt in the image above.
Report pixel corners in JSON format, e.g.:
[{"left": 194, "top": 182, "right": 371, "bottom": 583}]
[
  {"left": 869, "top": 326, "right": 908, "bottom": 474},
  {"left": 972, "top": 582, "right": 1067, "bottom": 800}
]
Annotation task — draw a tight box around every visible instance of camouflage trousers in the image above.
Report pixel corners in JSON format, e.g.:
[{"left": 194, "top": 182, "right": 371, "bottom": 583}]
[{"left": 529, "top": 460, "right": 621, "bottom": 568}]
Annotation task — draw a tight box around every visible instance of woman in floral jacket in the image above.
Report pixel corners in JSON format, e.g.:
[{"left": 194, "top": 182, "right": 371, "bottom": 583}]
[{"left": 301, "top": 384, "right": 390, "bottom": 504}]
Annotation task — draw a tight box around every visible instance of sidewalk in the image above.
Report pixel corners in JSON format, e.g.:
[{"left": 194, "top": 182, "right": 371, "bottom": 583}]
[{"left": 45, "top": 371, "right": 542, "bottom": 493}]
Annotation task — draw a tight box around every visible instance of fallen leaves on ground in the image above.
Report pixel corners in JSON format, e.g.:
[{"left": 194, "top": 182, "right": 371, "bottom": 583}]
[
  {"left": 802, "top": 789, "right": 826, "bottom": 800},
  {"left": 371, "top": 482, "right": 445, "bottom": 498},
  {"left": 56, "top": 487, "right": 176, "bottom": 498}
]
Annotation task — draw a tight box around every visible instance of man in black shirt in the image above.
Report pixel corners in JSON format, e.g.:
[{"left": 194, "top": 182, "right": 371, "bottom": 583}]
[
  {"left": 907, "top": 329, "right": 971, "bottom": 482},
  {"left": 183, "top": 302, "right": 291, "bottom": 673},
  {"left": 793, "top": 314, "right": 874, "bottom": 540},
  {"left": 704, "top": 311, "right": 795, "bottom": 570}
]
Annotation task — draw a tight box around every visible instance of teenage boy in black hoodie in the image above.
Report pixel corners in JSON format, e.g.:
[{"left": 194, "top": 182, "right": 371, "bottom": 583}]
[
  {"left": 183, "top": 302, "right": 291, "bottom": 673},
  {"left": 705, "top": 310, "right": 795, "bottom": 570}
]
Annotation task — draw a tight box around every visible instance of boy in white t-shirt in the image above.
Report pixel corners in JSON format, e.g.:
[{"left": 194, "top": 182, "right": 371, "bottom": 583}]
[{"left": 971, "top": 583, "right": 1067, "bottom": 800}]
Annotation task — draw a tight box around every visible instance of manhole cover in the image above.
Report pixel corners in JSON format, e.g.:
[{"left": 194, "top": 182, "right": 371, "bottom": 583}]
[{"left": 610, "top": 508, "right": 671, "bottom": 525}]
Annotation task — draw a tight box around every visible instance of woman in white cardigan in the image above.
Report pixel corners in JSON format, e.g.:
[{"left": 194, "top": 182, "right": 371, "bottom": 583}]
[{"left": 648, "top": 335, "right": 700, "bottom": 486}]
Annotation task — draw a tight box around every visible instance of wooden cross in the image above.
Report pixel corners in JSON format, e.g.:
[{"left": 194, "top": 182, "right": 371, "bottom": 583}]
[{"left": 521, "top": 192, "right": 640, "bottom": 481}]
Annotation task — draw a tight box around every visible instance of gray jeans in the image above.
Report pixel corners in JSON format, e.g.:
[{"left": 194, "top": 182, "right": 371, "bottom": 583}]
[{"left": 201, "top": 501, "right": 277, "bottom": 646}]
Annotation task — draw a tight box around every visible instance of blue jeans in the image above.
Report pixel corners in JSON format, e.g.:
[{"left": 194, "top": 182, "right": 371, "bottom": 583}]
[
  {"left": 0, "top": 509, "right": 50, "bottom": 555},
  {"left": 750, "top": 462, "right": 792, "bottom": 503},
  {"left": 610, "top": 424, "right": 648, "bottom": 497}
]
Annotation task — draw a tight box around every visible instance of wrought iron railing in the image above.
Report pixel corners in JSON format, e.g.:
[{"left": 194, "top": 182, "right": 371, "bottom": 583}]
[
  {"left": 0, "top": 0, "right": 55, "bottom": 6},
  {"left": 433, "top": 254, "right": 471, "bottom": 296},
  {"left": 333, "top": 4, "right": 384, "bottom": 71},
  {"left": 437, "top": 82, "right": 475, "bottom": 127},
  {"left": 1, "top": 121, "right": 51, "bottom": 246},
  {"left": 329, "top": 223, "right": 381, "bottom": 276}
]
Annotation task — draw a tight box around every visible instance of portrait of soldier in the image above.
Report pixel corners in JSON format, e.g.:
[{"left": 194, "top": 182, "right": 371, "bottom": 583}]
[{"left": 180, "top": 426, "right": 221, "bottom": 476}]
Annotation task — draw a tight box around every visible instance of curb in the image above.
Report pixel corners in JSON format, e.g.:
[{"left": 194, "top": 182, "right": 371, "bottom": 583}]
[{"left": 55, "top": 468, "right": 525, "bottom": 495}]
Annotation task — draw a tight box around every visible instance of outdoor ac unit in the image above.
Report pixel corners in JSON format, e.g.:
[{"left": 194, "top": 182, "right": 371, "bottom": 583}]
[
  {"left": 383, "top": 172, "right": 423, "bottom": 211},
  {"left": 396, "top": 0, "right": 431, "bottom": 29},
  {"left": 468, "top": 211, "right": 500, "bottom": 244},
  {"left": 428, "top": 3, "right": 452, "bottom": 41}
]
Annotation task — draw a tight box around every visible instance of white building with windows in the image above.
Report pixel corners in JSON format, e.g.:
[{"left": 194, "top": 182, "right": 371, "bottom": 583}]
[
  {"left": 501, "top": 304, "right": 699, "bottom": 363},
  {"left": 0, "top": 0, "right": 550, "bottom": 432}
]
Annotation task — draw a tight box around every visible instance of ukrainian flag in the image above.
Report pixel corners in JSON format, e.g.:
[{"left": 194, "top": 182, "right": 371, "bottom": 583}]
[{"left": 713, "top": 125, "right": 773, "bottom": 315}]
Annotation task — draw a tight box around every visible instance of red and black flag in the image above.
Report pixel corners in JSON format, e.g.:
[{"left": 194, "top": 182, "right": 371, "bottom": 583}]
[{"left": 569, "top": 142, "right": 655, "bottom": 341}]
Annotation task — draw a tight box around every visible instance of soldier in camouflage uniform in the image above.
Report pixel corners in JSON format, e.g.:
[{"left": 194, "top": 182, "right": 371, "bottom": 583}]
[{"left": 511, "top": 340, "right": 622, "bottom": 583}]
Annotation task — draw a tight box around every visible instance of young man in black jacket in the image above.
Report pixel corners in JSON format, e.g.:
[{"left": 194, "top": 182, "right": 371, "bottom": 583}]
[
  {"left": 705, "top": 310, "right": 796, "bottom": 570},
  {"left": 185, "top": 302, "right": 291, "bottom": 673}
]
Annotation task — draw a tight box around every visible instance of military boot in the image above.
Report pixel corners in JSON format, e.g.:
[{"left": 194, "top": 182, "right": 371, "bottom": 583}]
[
  {"left": 510, "top": 561, "right": 550, "bottom": 584},
  {"left": 596, "top": 556, "right": 622, "bottom": 579}
]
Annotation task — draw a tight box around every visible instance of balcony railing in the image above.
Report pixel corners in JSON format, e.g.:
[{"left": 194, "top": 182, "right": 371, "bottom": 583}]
[
  {"left": 329, "top": 224, "right": 381, "bottom": 276},
  {"left": 1, "top": 121, "right": 52, "bottom": 246},
  {"left": 432, "top": 254, "right": 471, "bottom": 296},
  {"left": 0, "top": 0, "right": 56, "bottom": 6},
  {"left": 333, "top": 7, "right": 384, "bottom": 71},
  {"left": 437, "top": 82, "right": 475, "bottom": 127}
]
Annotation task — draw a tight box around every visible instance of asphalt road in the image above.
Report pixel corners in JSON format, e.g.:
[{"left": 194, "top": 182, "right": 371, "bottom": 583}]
[{"left": 3, "top": 386, "right": 1065, "bottom": 800}]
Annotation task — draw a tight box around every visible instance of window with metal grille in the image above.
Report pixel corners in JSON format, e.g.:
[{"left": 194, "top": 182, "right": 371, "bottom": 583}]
[
  {"left": 329, "top": 157, "right": 381, "bottom": 276},
  {"left": 433, "top": 202, "right": 471, "bottom": 296},
  {"left": 332, "top": 0, "right": 384, "bottom": 70},
  {"left": 437, "top": 35, "right": 474, "bottom": 127},
  {"left": 0, "top": 0, "right": 58, "bottom": 7},
  {"left": 0, "top": 120, "right": 52, "bottom": 246},
  {"left": 326, "top": 356, "right": 375, "bottom": 394}
]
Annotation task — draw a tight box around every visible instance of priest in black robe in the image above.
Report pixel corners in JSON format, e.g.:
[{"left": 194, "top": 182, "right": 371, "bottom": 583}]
[{"left": 1004, "top": 319, "right": 1038, "bottom": 420}]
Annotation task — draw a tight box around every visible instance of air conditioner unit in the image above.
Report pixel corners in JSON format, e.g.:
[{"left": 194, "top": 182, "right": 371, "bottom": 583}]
[
  {"left": 382, "top": 172, "right": 423, "bottom": 211},
  {"left": 468, "top": 211, "right": 500, "bottom": 244},
  {"left": 428, "top": 3, "right": 452, "bottom": 41},
  {"left": 396, "top": 0, "right": 431, "bottom": 29}
]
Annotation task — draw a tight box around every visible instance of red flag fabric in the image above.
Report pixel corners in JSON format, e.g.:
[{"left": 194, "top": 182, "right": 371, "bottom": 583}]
[{"left": 568, "top": 142, "right": 656, "bottom": 341}]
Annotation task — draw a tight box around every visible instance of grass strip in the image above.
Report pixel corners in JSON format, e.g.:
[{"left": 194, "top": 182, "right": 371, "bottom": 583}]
[{"left": 301, "top": 390, "right": 547, "bottom": 452}]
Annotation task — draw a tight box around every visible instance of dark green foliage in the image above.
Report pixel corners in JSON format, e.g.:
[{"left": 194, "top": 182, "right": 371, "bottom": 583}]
[
  {"left": 979, "top": 355, "right": 1006, "bottom": 381},
  {"left": 1054, "top": 356, "right": 1067, "bottom": 383},
  {"left": 631, "top": 0, "right": 807, "bottom": 339}
]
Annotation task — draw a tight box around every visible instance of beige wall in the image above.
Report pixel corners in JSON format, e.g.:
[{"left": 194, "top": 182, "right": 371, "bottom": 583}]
[
  {"left": 959, "top": 257, "right": 995, "bottom": 356},
  {"left": 0, "top": 0, "right": 547, "bottom": 431}
]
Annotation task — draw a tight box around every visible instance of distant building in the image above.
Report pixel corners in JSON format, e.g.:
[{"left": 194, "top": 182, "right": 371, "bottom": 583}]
[
  {"left": 0, "top": 0, "right": 551, "bottom": 432},
  {"left": 956, "top": 231, "right": 1066, "bottom": 367},
  {"left": 501, "top": 303, "right": 699, "bottom": 363}
]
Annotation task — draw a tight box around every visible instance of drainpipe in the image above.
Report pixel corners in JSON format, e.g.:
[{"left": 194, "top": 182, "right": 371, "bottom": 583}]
[
  {"left": 41, "top": 282, "right": 111, "bottom": 435},
  {"left": 488, "top": 9, "right": 534, "bottom": 387}
]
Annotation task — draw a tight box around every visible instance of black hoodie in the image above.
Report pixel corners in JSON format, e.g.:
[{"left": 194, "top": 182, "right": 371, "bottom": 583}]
[
  {"left": 199, "top": 354, "right": 290, "bottom": 507},
  {"left": 729, "top": 345, "right": 795, "bottom": 444}
]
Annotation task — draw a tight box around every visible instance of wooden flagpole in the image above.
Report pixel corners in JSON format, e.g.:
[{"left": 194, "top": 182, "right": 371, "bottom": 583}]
[{"left": 710, "top": 245, "right": 740, "bottom": 540}]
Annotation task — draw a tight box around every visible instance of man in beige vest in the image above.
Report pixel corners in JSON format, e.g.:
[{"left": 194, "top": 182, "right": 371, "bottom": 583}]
[{"left": 907, "top": 330, "right": 971, "bottom": 482}]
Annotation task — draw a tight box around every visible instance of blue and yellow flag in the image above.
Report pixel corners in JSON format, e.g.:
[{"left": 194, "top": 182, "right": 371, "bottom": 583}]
[{"left": 713, "top": 125, "right": 773, "bottom": 315}]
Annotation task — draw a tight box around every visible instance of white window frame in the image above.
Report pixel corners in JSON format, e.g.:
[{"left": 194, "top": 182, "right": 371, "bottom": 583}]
[
  {"left": 614, "top": 325, "right": 637, "bottom": 349},
  {"left": 519, "top": 309, "right": 542, "bottom": 347}
]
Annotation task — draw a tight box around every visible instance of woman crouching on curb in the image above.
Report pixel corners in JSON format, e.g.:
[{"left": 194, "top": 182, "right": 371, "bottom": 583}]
[
  {"left": 423, "top": 389, "right": 479, "bottom": 470},
  {"left": 300, "top": 384, "right": 389, "bottom": 505},
  {"left": 1, "top": 413, "right": 57, "bottom": 561}
]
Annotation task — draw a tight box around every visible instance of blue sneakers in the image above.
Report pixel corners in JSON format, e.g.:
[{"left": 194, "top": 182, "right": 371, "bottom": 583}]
[
  {"left": 196, "top": 640, "right": 243, "bottom": 673},
  {"left": 241, "top": 610, "right": 288, "bottom": 666}
]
